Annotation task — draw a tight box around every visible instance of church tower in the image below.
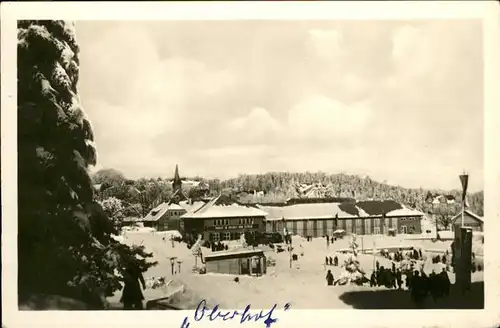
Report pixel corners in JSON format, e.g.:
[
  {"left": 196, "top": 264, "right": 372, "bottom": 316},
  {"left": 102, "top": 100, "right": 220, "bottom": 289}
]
[{"left": 172, "top": 164, "right": 182, "bottom": 192}]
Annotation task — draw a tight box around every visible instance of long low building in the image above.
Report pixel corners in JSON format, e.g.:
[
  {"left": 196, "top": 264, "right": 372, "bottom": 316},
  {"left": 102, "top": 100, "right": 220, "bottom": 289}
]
[
  {"left": 160, "top": 195, "right": 426, "bottom": 241},
  {"left": 258, "top": 199, "right": 424, "bottom": 237}
]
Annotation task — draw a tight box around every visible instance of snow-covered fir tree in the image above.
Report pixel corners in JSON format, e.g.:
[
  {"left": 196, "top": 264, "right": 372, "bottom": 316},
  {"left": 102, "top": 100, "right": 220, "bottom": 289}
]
[
  {"left": 191, "top": 234, "right": 204, "bottom": 268},
  {"left": 240, "top": 232, "right": 248, "bottom": 248},
  {"left": 17, "top": 20, "right": 156, "bottom": 308},
  {"left": 335, "top": 234, "right": 368, "bottom": 285},
  {"left": 98, "top": 197, "right": 125, "bottom": 225}
]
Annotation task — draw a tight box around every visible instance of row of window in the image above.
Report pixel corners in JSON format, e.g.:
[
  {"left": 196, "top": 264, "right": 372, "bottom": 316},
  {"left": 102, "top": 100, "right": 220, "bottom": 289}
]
[
  {"left": 211, "top": 231, "right": 253, "bottom": 241},
  {"left": 169, "top": 211, "right": 184, "bottom": 216},
  {"left": 214, "top": 218, "right": 254, "bottom": 226},
  {"left": 214, "top": 219, "right": 229, "bottom": 226},
  {"left": 269, "top": 219, "right": 413, "bottom": 232},
  {"left": 399, "top": 217, "right": 417, "bottom": 221}
]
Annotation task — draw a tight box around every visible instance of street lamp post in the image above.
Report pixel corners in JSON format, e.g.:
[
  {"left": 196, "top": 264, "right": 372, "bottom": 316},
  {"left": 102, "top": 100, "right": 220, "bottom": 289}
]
[
  {"left": 361, "top": 234, "right": 364, "bottom": 254},
  {"left": 168, "top": 256, "right": 177, "bottom": 275},
  {"left": 176, "top": 259, "right": 183, "bottom": 274},
  {"left": 282, "top": 217, "right": 292, "bottom": 269}
]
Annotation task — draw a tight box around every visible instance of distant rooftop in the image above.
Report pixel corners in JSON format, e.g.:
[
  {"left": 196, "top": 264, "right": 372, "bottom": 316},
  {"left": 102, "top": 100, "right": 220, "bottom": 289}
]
[
  {"left": 142, "top": 200, "right": 203, "bottom": 222},
  {"left": 204, "top": 248, "right": 265, "bottom": 260},
  {"left": 183, "top": 194, "right": 268, "bottom": 219},
  {"left": 260, "top": 199, "right": 424, "bottom": 221}
]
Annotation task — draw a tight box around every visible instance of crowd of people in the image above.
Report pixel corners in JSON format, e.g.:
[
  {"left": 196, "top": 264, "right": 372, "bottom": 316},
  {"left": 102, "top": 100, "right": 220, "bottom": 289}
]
[
  {"left": 370, "top": 251, "right": 452, "bottom": 308},
  {"left": 324, "top": 246, "right": 454, "bottom": 308},
  {"left": 370, "top": 263, "right": 403, "bottom": 289}
]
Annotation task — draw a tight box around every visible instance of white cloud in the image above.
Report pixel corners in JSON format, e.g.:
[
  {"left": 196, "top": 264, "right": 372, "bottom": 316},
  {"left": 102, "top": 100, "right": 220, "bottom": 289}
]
[
  {"left": 187, "top": 145, "right": 273, "bottom": 179},
  {"left": 307, "top": 29, "right": 343, "bottom": 59},
  {"left": 390, "top": 25, "right": 433, "bottom": 82},
  {"left": 228, "top": 107, "right": 281, "bottom": 138},
  {"left": 79, "top": 24, "right": 236, "bottom": 176},
  {"left": 77, "top": 21, "right": 483, "bottom": 191},
  {"left": 287, "top": 95, "right": 373, "bottom": 141}
]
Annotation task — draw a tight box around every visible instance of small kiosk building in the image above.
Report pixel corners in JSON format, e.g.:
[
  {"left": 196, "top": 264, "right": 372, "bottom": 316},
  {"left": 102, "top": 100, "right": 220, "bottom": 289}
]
[{"left": 204, "top": 249, "right": 266, "bottom": 276}]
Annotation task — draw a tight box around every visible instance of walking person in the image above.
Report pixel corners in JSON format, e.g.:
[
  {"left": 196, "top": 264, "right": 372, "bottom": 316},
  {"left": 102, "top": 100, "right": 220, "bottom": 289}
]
[
  {"left": 406, "top": 269, "right": 413, "bottom": 290},
  {"left": 396, "top": 269, "right": 403, "bottom": 290},
  {"left": 410, "top": 271, "right": 423, "bottom": 308},
  {"left": 370, "top": 271, "right": 377, "bottom": 287},
  {"left": 429, "top": 270, "right": 439, "bottom": 303},
  {"left": 326, "top": 269, "right": 334, "bottom": 286},
  {"left": 120, "top": 259, "right": 146, "bottom": 310},
  {"left": 440, "top": 268, "right": 451, "bottom": 297}
]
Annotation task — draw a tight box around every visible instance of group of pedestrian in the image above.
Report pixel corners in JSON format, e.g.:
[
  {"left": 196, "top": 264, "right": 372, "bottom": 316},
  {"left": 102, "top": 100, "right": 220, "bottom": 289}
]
[
  {"left": 209, "top": 241, "right": 228, "bottom": 252},
  {"left": 324, "top": 256, "right": 339, "bottom": 266},
  {"left": 380, "top": 248, "right": 423, "bottom": 263},
  {"left": 370, "top": 265, "right": 403, "bottom": 289},
  {"left": 324, "top": 235, "right": 336, "bottom": 246},
  {"left": 408, "top": 268, "right": 450, "bottom": 308},
  {"left": 392, "top": 250, "right": 404, "bottom": 262},
  {"left": 431, "top": 254, "right": 448, "bottom": 264},
  {"left": 371, "top": 252, "right": 452, "bottom": 308}
]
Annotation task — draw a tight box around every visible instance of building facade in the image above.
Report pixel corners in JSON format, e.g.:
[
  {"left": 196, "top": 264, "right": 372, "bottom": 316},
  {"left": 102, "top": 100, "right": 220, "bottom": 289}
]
[
  {"left": 142, "top": 202, "right": 187, "bottom": 230},
  {"left": 181, "top": 195, "right": 267, "bottom": 241},
  {"left": 204, "top": 249, "right": 267, "bottom": 276},
  {"left": 142, "top": 200, "right": 207, "bottom": 231},
  {"left": 451, "top": 210, "right": 483, "bottom": 232},
  {"left": 260, "top": 199, "right": 424, "bottom": 237}
]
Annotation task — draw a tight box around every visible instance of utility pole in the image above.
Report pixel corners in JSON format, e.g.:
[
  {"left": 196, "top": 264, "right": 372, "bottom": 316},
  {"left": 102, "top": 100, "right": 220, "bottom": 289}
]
[
  {"left": 434, "top": 203, "right": 439, "bottom": 240},
  {"left": 372, "top": 238, "right": 376, "bottom": 271},
  {"left": 361, "top": 234, "right": 364, "bottom": 254}
]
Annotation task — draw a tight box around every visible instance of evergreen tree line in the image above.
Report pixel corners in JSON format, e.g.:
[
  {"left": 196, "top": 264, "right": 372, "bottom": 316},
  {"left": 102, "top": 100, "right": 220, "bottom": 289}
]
[{"left": 93, "top": 169, "right": 484, "bottom": 219}]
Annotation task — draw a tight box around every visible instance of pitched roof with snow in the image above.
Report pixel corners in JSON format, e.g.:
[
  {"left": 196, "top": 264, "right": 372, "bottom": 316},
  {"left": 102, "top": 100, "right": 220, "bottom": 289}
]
[
  {"left": 259, "top": 202, "right": 360, "bottom": 221},
  {"left": 182, "top": 195, "right": 268, "bottom": 219},
  {"left": 168, "top": 203, "right": 185, "bottom": 211},
  {"left": 260, "top": 200, "right": 424, "bottom": 221},
  {"left": 179, "top": 200, "right": 207, "bottom": 213},
  {"left": 451, "top": 210, "right": 484, "bottom": 223},
  {"left": 354, "top": 200, "right": 404, "bottom": 216},
  {"left": 384, "top": 207, "right": 426, "bottom": 217},
  {"left": 169, "top": 189, "right": 189, "bottom": 202},
  {"left": 143, "top": 202, "right": 170, "bottom": 222},
  {"left": 204, "top": 248, "right": 265, "bottom": 260},
  {"left": 142, "top": 202, "right": 191, "bottom": 222}
]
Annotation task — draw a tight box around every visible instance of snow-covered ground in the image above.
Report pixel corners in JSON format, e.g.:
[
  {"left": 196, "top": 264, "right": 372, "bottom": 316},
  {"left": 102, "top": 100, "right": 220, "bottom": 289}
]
[{"left": 108, "top": 231, "right": 484, "bottom": 309}]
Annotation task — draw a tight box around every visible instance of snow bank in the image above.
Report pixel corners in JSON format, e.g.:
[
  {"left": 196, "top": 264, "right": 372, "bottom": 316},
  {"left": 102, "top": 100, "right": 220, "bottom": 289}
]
[{"left": 155, "top": 230, "right": 182, "bottom": 238}]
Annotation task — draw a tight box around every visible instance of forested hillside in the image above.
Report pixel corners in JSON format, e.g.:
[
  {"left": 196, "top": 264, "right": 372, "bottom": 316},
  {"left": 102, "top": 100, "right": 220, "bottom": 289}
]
[{"left": 93, "top": 170, "right": 484, "bottom": 218}]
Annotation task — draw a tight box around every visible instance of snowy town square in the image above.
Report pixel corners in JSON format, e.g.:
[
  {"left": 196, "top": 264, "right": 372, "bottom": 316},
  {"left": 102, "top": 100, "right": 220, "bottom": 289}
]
[{"left": 105, "top": 225, "right": 484, "bottom": 310}]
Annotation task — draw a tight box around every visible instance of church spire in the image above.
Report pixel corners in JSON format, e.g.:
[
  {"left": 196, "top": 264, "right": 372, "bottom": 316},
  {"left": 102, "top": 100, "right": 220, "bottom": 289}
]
[
  {"left": 173, "top": 164, "right": 182, "bottom": 192},
  {"left": 174, "top": 164, "right": 180, "bottom": 180}
]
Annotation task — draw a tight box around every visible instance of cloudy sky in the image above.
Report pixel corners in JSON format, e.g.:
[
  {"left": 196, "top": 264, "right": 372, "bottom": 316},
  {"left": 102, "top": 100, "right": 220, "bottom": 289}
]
[{"left": 76, "top": 20, "right": 483, "bottom": 191}]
